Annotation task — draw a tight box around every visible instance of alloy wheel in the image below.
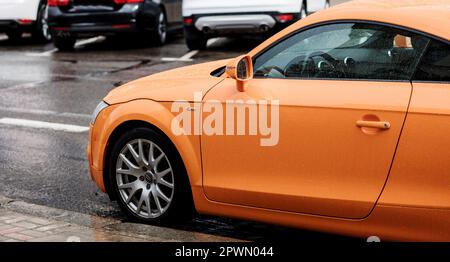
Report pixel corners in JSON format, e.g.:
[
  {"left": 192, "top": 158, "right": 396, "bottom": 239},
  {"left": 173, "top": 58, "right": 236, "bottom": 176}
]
[
  {"left": 41, "top": 5, "right": 51, "bottom": 41},
  {"left": 158, "top": 12, "right": 167, "bottom": 44},
  {"left": 115, "top": 139, "right": 174, "bottom": 219}
]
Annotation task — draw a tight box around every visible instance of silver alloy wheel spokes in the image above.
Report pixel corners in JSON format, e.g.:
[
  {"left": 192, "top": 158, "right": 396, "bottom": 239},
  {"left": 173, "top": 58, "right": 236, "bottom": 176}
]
[
  {"left": 41, "top": 5, "right": 51, "bottom": 40},
  {"left": 116, "top": 139, "right": 174, "bottom": 219},
  {"left": 158, "top": 12, "right": 167, "bottom": 43}
]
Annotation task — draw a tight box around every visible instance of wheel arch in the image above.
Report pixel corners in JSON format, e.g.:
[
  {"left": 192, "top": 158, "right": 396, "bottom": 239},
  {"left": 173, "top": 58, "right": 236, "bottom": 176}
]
[
  {"left": 98, "top": 100, "right": 202, "bottom": 205},
  {"left": 103, "top": 120, "right": 196, "bottom": 202}
]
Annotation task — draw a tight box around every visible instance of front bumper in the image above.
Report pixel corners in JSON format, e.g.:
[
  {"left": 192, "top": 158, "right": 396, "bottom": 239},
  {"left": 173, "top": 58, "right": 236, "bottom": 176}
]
[{"left": 88, "top": 124, "right": 106, "bottom": 193}]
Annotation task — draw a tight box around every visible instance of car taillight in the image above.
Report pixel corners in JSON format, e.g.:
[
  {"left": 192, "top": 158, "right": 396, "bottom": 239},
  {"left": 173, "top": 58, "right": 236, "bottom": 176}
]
[
  {"left": 276, "top": 14, "right": 294, "bottom": 23},
  {"left": 114, "top": 0, "right": 144, "bottom": 4},
  {"left": 183, "top": 17, "right": 193, "bottom": 25},
  {"left": 18, "top": 19, "right": 34, "bottom": 25},
  {"left": 48, "top": 0, "right": 70, "bottom": 7}
]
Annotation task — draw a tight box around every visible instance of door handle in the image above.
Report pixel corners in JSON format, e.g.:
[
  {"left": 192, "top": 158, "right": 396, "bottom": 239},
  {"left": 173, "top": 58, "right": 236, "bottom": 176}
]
[{"left": 356, "top": 120, "right": 391, "bottom": 130}]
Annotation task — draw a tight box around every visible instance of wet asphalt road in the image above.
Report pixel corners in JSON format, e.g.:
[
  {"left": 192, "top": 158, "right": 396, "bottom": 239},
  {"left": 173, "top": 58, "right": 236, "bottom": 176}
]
[{"left": 0, "top": 13, "right": 351, "bottom": 241}]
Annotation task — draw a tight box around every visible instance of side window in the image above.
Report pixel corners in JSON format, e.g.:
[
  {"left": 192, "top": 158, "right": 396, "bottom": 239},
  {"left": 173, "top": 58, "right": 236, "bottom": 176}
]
[
  {"left": 414, "top": 40, "right": 450, "bottom": 82},
  {"left": 253, "top": 23, "right": 429, "bottom": 81}
]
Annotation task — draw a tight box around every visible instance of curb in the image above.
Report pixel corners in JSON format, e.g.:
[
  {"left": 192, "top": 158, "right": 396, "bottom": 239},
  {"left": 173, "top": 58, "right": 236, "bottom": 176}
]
[{"left": 0, "top": 195, "right": 240, "bottom": 242}]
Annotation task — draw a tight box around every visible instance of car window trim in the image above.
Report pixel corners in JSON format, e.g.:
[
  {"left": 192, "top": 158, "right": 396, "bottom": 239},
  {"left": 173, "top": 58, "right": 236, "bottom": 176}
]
[
  {"left": 252, "top": 19, "right": 449, "bottom": 83},
  {"left": 252, "top": 77, "right": 413, "bottom": 83},
  {"left": 412, "top": 80, "right": 450, "bottom": 84},
  {"left": 252, "top": 19, "right": 449, "bottom": 62}
]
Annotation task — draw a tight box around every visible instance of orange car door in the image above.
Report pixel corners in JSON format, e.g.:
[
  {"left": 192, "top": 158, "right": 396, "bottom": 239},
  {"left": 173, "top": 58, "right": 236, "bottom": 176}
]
[
  {"left": 201, "top": 22, "right": 430, "bottom": 219},
  {"left": 202, "top": 78, "right": 410, "bottom": 219}
]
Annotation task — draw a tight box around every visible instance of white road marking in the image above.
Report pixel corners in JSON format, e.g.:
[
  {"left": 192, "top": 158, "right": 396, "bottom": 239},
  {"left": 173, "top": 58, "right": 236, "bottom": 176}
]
[
  {"left": 26, "top": 48, "right": 57, "bottom": 57},
  {"left": 0, "top": 106, "right": 90, "bottom": 119},
  {"left": 161, "top": 38, "right": 219, "bottom": 62},
  {"left": 74, "top": 36, "right": 105, "bottom": 47},
  {"left": 2, "top": 81, "right": 45, "bottom": 91},
  {"left": 25, "top": 36, "right": 106, "bottom": 57},
  {"left": 3, "top": 74, "right": 118, "bottom": 91},
  {"left": 161, "top": 50, "right": 198, "bottom": 62},
  {"left": 0, "top": 35, "right": 7, "bottom": 41},
  {"left": 206, "top": 38, "right": 220, "bottom": 46},
  {"left": 0, "top": 118, "right": 89, "bottom": 133},
  {"left": 181, "top": 50, "right": 199, "bottom": 60},
  {"left": 2, "top": 73, "right": 118, "bottom": 92}
]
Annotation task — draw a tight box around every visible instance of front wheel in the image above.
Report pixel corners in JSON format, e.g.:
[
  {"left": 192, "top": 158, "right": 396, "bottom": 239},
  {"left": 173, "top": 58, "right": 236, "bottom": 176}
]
[{"left": 109, "top": 127, "right": 194, "bottom": 224}]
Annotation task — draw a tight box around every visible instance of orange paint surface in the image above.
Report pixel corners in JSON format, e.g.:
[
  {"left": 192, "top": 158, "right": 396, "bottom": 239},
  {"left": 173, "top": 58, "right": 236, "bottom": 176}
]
[{"left": 89, "top": 0, "right": 450, "bottom": 241}]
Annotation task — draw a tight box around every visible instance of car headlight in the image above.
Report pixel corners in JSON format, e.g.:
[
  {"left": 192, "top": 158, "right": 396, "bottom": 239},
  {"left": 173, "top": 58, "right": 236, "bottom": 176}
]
[{"left": 91, "top": 101, "right": 109, "bottom": 125}]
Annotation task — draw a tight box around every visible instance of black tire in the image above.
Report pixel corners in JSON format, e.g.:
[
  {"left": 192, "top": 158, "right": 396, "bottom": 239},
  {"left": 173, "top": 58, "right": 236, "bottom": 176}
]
[
  {"left": 108, "top": 127, "right": 194, "bottom": 225},
  {"left": 184, "top": 28, "right": 207, "bottom": 50},
  {"left": 148, "top": 10, "right": 167, "bottom": 46},
  {"left": 6, "top": 31, "right": 22, "bottom": 42},
  {"left": 53, "top": 33, "right": 76, "bottom": 51},
  {"left": 33, "top": 3, "right": 52, "bottom": 43}
]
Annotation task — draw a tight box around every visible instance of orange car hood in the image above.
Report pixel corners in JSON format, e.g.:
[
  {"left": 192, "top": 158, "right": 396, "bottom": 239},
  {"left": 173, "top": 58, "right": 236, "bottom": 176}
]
[{"left": 104, "top": 59, "right": 229, "bottom": 104}]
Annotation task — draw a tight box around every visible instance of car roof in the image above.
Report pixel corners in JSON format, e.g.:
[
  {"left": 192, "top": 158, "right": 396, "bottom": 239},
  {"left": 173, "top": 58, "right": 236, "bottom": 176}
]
[
  {"left": 249, "top": 0, "right": 449, "bottom": 56},
  {"left": 314, "top": 0, "right": 450, "bottom": 40}
]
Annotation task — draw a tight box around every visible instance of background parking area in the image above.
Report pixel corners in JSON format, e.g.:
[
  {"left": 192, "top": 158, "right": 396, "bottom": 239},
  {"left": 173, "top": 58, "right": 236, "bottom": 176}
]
[{"left": 0, "top": 0, "right": 351, "bottom": 242}]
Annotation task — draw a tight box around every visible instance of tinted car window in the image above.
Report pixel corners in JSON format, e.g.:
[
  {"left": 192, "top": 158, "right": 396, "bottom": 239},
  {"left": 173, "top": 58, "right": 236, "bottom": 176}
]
[
  {"left": 414, "top": 40, "right": 450, "bottom": 82},
  {"left": 253, "top": 23, "right": 429, "bottom": 81}
]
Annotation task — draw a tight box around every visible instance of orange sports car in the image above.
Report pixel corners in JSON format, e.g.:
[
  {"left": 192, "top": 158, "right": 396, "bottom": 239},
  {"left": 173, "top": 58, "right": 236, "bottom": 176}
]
[{"left": 88, "top": 0, "right": 450, "bottom": 241}]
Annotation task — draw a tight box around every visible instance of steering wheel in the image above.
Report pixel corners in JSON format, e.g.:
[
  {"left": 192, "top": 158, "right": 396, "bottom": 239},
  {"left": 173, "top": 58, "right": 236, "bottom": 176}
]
[
  {"left": 284, "top": 55, "right": 316, "bottom": 78},
  {"left": 284, "top": 51, "right": 346, "bottom": 78}
]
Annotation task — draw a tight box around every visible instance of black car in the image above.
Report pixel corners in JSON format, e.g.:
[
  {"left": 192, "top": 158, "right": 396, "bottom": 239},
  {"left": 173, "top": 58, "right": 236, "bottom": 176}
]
[{"left": 48, "top": 0, "right": 182, "bottom": 50}]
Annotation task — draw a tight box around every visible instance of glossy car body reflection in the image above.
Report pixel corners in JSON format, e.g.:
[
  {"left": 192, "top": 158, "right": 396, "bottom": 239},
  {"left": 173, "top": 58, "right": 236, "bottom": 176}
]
[{"left": 89, "top": 0, "right": 450, "bottom": 241}]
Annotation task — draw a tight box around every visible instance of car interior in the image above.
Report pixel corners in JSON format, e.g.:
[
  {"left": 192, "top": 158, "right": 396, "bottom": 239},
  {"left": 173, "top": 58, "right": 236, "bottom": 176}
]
[{"left": 254, "top": 23, "right": 429, "bottom": 81}]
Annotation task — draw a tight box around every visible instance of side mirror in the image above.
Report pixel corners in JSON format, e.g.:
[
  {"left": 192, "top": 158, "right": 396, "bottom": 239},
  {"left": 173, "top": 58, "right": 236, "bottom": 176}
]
[{"left": 226, "top": 55, "right": 253, "bottom": 92}]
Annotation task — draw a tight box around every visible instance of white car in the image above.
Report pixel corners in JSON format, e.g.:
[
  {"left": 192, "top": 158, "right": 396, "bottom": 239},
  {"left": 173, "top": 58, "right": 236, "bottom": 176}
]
[
  {"left": 182, "top": 0, "right": 330, "bottom": 50},
  {"left": 0, "top": 0, "right": 51, "bottom": 42}
]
